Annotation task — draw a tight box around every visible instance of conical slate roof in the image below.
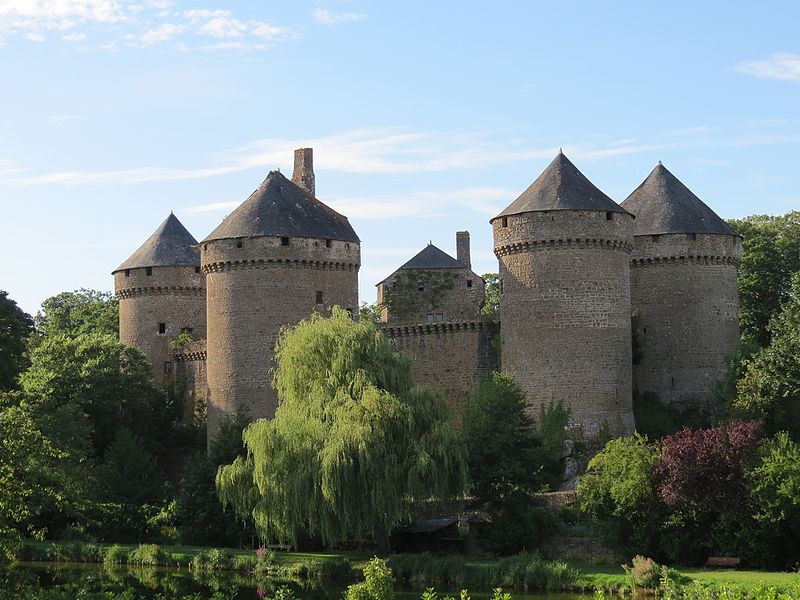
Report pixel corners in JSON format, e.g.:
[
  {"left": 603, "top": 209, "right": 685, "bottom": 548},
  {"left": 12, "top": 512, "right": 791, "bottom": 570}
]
[
  {"left": 493, "top": 151, "right": 629, "bottom": 221},
  {"left": 621, "top": 163, "right": 738, "bottom": 236},
  {"left": 399, "top": 244, "right": 464, "bottom": 270},
  {"left": 203, "top": 170, "right": 359, "bottom": 243},
  {"left": 114, "top": 213, "right": 199, "bottom": 272}
]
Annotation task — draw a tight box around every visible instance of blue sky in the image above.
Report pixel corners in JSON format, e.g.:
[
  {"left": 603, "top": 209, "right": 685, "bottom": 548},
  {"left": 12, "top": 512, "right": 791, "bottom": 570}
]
[{"left": 1, "top": 1, "right": 799, "bottom": 315}]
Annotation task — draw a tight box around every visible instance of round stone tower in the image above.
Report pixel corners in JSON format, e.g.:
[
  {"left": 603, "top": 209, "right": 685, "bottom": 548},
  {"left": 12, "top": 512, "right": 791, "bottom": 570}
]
[
  {"left": 621, "top": 163, "right": 742, "bottom": 414},
  {"left": 113, "top": 212, "right": 206, "bottom": 386},
  {"left": 202, "top": 149, "right": 361, "bottom": 439},
  {"left": 491, "top": 151, "right": 635, "bottom": 437}
]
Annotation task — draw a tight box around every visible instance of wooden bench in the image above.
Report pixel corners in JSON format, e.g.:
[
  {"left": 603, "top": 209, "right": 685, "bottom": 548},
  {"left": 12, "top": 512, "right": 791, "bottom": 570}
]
[{"left": 706, "top": 556, "right": 741, "bottom": 568}]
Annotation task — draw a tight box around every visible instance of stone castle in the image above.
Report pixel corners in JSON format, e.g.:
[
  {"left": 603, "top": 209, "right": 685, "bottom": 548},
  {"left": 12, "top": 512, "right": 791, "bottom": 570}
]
[{"left": 113, "top": 148, "right": 741, "bottom": 442}]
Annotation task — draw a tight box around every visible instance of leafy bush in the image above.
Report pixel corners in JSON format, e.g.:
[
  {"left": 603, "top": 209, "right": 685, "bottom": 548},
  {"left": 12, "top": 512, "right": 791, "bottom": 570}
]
[
  {"left": 103, "top": 544, "right": 129, "bottom": 566},
  {"left": 127, "top": 543, "right": 170, "bottom": 566},
  {"left": 480, "top": 552, "right": 579, "bottom": 592},
  {"left": 387, "top": 553, "right": 466, "bottom": 586},
  {"left": 622, "top": 555, "right": 661, "bottom": 589},
  {"left": 345, "top": 556, "right": 395, "bottom": 600}
]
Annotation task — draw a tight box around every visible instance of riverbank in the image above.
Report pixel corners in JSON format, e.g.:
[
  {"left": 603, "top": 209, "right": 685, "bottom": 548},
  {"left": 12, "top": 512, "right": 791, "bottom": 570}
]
[{"left": 14, "top": 540, "right": 800, "bottom": 593}]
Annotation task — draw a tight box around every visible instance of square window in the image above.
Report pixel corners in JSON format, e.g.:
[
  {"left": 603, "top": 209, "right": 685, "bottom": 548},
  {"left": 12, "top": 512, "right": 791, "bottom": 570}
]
[
  {"left": 426, "top": 313, "right": 435, "bottom": 322},
  {"left": 418, "top": 286, "right": 424, "bottom": 292},
  {"left": 124, "top": 269, "right": 131, "bottom": 277},
  {"left": 281, "top": 236, "right": 290, "bottom": 246},
  {"left": 435, "top": 313, "right": 443, "bottom": 321},
  {"left": 236, "top": 239, "right": 243, "bottom": 248},
  {"left": 606, "top": 212, "right": 614, "bottom": 220},
  {"left": 466, "top": 279, "right": 473, "bottom": 288},
  {"left": 146, "top": 267, "right": 153, "bottom": 276},
  {"left": 195, "top": 266, "right": 201, "bottom": 274},
  {"left": 158, "top": 323, "right": 166, "bottom": 334}
]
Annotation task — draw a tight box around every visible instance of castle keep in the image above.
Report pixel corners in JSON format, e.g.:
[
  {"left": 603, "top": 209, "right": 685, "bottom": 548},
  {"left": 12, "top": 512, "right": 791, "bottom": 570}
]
[{"left": 114, "top": 148, "right": 740, "bottom": 443}]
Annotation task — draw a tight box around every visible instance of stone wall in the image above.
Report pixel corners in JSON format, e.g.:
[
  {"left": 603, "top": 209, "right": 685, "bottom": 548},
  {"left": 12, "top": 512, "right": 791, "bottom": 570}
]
[
  {"left": 172, "top": 339, "right": 208, "bottom": 421},
  {"left": 377, "top": 267, "right": 485, "bottom": 325},
  {"left": 630, "top": 232, "right": 742, "bottom": 413},
  {"left": 115, "top": 264, "right": 206, "bottom": 386},
  {"left": 493, "top": 209, "right": 635, "bottom": 437},
  {"left": 202, "top": 234, "right": 360, "bottom": 440},
  {"left": 381, "top": 319, "right": 499, "bottom": 423}
]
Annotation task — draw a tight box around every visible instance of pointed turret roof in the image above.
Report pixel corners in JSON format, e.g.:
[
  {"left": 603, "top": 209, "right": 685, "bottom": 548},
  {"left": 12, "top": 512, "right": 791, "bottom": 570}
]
[
  {"left": 493, "top": 151, "right": 629, "bottom": 221},
  {"left": 399, "top": 244, "right": 464, "bottom": 270},
  {"left": 203, "top": 170, "right": 359, "bottom": 243},
  {"left": 114, "top": 213, "right": 199, "bottom": 272},
  {"left": 621, "top": 163, "right": 738, "bottom": 236}
]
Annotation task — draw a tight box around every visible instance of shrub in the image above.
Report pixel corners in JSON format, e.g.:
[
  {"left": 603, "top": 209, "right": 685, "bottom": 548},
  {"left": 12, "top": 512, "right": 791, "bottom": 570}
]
[
  {"left": 488, "top": 552, "right": 579, "bottom": 592},
  {"left": 623, "top": 555, "right": 661, "bottom": 589},
  {"left": 128, "top": 543, "right": 170, "bottom": 566},
  {"left": 387, "top": 554, "right": 466, "bottom": 587},
  {"left": 103, "top": 544, "right": 129, "bottom": 566},
  {"left": 345, "top": 556, "right": 395, "bottom": 600}
]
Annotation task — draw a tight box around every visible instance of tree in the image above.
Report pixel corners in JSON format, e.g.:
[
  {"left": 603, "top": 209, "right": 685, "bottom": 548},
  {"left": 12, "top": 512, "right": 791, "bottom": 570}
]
[
  {"left": 578, "top": 434, "right": 660, "bottom": 520},
  {"left": 727, "top": 212, "right": 800, "bottom": 348},
  {"left": 217, "top": 308, "right": 466, "bottom": 550},
  {"left": 359, "top": 301, "right": 382, "bottom": 324},
  {"left": 97, "top": 428, "right": 162, "bottom": 505},
  {"left": 463, "top": 373, "right": 544, "bottom": 503},
  {"left": 481, "top": 273, "right": 501, "bottom": 314},
  {"left": 0, "top": 291, "right": 33, "bottom": 392},
  {"left": 0, "top": 406, "right": 63, "bottom": 562},
  {"left": 736, "top": 274, "right": 800, "bottom": 437},
  {"left": 33, "top": 289, "right": 118, "bottom": 341},
  {"left": 655, "top": 421, "right": 761, "bottom": 522}
]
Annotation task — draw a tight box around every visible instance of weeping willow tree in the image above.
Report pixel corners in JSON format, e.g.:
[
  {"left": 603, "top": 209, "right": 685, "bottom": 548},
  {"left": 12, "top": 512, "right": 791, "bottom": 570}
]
[{"left": 216, "top": 308, "right": 466, "bottom": 550}]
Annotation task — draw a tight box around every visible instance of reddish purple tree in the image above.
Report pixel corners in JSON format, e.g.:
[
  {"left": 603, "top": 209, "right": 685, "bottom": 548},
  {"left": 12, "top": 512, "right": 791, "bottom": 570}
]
[{"left": 655, "top": 421, "right": 762, "bottom": 519}]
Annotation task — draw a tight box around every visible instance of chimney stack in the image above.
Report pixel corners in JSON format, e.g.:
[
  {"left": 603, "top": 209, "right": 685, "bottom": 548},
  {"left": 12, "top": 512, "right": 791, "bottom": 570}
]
[
  {"left": 292, "top": 148, "right": 315, "bottom": 197},
  {"left": 456, "top": 231, "right": 471, "bottom": 269}
]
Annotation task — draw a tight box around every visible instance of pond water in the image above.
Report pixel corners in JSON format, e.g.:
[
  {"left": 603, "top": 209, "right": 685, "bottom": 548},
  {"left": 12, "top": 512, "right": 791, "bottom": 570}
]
[{"left": 4, "top": 563, "right": 590, "bottom": 600}]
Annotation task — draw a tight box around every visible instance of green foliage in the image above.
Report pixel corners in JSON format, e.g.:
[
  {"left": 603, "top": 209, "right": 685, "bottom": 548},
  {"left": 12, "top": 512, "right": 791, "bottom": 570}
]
[
  {"left": 727, "top": 212, "right": 800, "bottom": 348},
  {"left": 538, "top": 401, "right": 570, "bottom": 485},
  {"left": 97, "top": 428, "right": 162, "bottom": 505},
  {"left": 344, "top": 556, "right": 395, "bottom": 600},
  {"left": 170, "top": 329, "right": 195, "bottom": 351},
  {"left": 463, "top": 373, "right": 544, "bottom": 503},
  {"left": 103, "top": 544, "right": 129, "bottom": 566},
  {"left": 387, "top": 553, "right": 466, "bottom": 587},
  {"left": 127, "top": 543, "right": 170, "bottom": 566},
  {"left": 736, "top": 274, "right": 800, "bottom": 438},
  {"left": 217, "top": 308, "right": 466, "bottom": 548},
  {"left": 578, "top": 434, "right": 660, "bottom": 518},
  {"left": 359, "top": 301, "right": 382, "bottom": 324},
  {"left": 750, "top": 432, "right": 800, "bottom": 524},
  {"left": 486, "top": 552, "right": 579, "bottom": 592},
  {"left": 383, "top": 270, "right": 457, "bottom": 323},
  {"left": 481, "top": 273, "right": 501, "bottom": 314},
  {"left": 633, "top": 391, "right": 707, "bottom": 440},
  {"left": 0, "top": 406, "right": 63, "bottom": 562},
  {"left": 0, "top": 290, "right": 33, "bottom": 392},
  {"left": 33, "top": 289, "right": 118, "bottom": 341}
]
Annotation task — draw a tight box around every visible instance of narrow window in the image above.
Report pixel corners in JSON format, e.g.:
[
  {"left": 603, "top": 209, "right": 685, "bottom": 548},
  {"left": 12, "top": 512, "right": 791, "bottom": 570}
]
[
  {"left": 315, "top": 290, "right": 324, "bottom": 304},
  {"left": 146, "top": 267, "right": 153, "bottom": 276},
  {"left": 158, "top": 322, "right": 166, "bottom": 334},
  {"left": 325, "top": 239, "right": 332, "bottom": 248},
  {"left": 281, "top": 236, "right": 290, "bottom": 246},
  {"left": 671, "top": 377, "right": 675, "bottom": 389},
  {"left": 124, "top": 269, "right": 131, "bottom": 277},
  {"left": 345, "top": 243, "right": 350, "bottom": 249},
  {"left": 164, "top": 361, "right": 172, "bottom": 374},
  {"left": 195, "top": 266, "right": 201, "bottom": 274},
  {"left": 426, "top": 313, "right": 435, "bottom": 322},
  {"left": 204, "top": 244, "right": 208, "bottom": 251},
  {"left": 501, "top": 216, "right": 508, "bottom": 228},
  {"left": 606, "top": 212, "right": 613, "bottom": 220},
  {"left": 236, "top": 239, "right": 243, "bottom": 248},
  {"left": 466, "top": 279, "right": 473, "bottom": 288}
]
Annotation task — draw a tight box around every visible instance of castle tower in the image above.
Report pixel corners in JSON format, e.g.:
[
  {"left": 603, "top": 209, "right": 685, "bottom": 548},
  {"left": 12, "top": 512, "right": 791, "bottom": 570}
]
[
  {"left": 202, "top": 149, "right": 360, "bottom": 439},
  {"left": 621, "top": 163, "right": 742, "bottom": 414},
  {"left": 376, "top": 232, "right": 485, "bottom": 325},
  {"left": 113, "top": 213, "right": 206, "bottom": 386},
  {"left": 491, "top": 151, "right": 635, "bottom": 436}
]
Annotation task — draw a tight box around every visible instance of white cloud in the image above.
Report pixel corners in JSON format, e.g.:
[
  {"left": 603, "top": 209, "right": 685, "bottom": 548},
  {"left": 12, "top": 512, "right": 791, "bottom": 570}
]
[
  {"left": 0, "top": 0, "right": 127, "bottom": 34},
  {"left": 139, "top": 22, "right": 184, "bottom": 45},
  {"left": 62, "top": 32, "right": 86, "bottom": 42},
  {"left": 25, "top": 31, "right": 45, "bottom": 41},
  {"left": 735, "top": 53, "right": 800, "bottom": 82},
  {"left": 312, "top": 8, "right": 366, "bottom": 25},
  {"left": 185, "top": 200, "right": 240, "bottom": 214}
]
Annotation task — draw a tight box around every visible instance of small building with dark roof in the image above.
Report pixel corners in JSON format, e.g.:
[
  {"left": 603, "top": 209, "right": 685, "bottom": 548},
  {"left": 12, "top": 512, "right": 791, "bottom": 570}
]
[
  {"left": 621, "top": 163, "right": 742, "bottom": 413},
  {"left": 376, "top": 232, "right": 484, "bottom": 325}
]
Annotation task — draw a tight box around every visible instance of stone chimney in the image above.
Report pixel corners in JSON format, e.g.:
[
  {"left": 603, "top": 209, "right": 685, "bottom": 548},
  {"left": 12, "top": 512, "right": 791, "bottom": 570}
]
[
  {"left": 456, "top": 231, "right": 471, "bottom": 269},
  {"left": 292, "top": 148, "right": 315, "bottom": 197}
]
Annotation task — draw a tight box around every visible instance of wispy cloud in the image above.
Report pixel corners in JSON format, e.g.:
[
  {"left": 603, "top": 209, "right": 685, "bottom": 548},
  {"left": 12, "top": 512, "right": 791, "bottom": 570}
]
[
  {"left": 48, "top": 114, "right": 84, "bottom": 122},
  {"left": 185, "top": 200, "right": 240, "bottom": 214},
  {"left": 735, "top": 53, "right": 800, "bottom": 81},
  {"left": 312, "top": 9, "right": 366, "bottom": 25},
  {"left": 0, "top": 2, "right": 296, "bottom": 50}
]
